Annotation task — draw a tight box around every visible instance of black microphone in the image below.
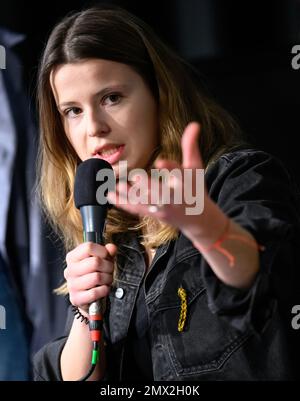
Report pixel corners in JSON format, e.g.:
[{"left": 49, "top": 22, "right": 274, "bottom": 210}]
[{"left": 74, "top": 158, "right": 115, "bottom": 321}]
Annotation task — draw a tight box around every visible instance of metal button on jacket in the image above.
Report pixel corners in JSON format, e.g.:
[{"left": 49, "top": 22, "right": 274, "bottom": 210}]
[{"left": 115, "top": 287, "right": 125, "bottom": 299}]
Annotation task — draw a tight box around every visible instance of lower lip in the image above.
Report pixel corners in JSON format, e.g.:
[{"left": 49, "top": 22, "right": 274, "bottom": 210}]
[{"left": 94, "top": 145, "right": 125, "bottom": 165}]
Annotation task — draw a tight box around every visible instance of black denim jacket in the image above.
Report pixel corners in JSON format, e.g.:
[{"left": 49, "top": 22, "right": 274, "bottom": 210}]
[{"left": 34, "top": 149, "right": 300, "bottom": 381}]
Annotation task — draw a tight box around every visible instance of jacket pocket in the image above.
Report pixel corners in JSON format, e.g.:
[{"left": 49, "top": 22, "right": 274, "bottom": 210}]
[{"left": 156, "top": 256, "right": 252, "bottom": 377}]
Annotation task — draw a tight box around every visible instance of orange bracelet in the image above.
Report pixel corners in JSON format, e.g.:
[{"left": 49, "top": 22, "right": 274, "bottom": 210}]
[{"left": 196, "top": 218, "right": 265, "bottom": 267}]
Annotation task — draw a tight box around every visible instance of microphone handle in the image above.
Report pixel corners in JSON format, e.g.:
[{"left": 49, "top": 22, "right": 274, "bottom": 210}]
[
  {"left": 83, "top": 231, "right": 106, "bottom": 318},
  {"left": 83, "top": 231, "right": 103, "bottom": 244},
  {"left": 80, "top": 205, "right": 107, "bottom": 316},
  {"left": 80, "top": 205, "right": 108, "bottom": 318}
]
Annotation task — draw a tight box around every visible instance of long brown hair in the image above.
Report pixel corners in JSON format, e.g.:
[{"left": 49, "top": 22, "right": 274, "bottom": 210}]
[{"left": 37, "top": 5, "right": 244, "bottom": 262}]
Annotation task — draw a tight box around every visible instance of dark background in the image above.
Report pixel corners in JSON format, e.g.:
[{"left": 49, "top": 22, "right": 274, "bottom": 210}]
[{"left": 1, "top": 0, "right": 300, "bottom": 186}]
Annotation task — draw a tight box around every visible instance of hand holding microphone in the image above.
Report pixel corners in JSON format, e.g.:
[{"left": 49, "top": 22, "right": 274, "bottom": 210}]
[
  {"left": 65, "top": 241, "right": 116, "bottom": 316},
  {"left": 63, "top": 158, "right": 117, "bottom": 380}
]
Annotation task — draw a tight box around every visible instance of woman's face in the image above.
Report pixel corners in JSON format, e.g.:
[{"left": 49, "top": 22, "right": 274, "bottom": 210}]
[{"left": 51, "top": 59, "right": 159, "bottom": 177}]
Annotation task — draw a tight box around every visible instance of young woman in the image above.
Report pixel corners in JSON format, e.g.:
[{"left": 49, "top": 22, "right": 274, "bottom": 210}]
[{"left": 33, "top": 5, "right": 300, "bottom": 381}]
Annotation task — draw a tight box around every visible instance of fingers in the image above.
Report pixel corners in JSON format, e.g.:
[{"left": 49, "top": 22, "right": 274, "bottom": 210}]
[
  {"left": 106, "top": 122, "right": 203, "bottom": 220},
  {"left": 66, "top": 241, "right": 115, "bottom": 264},
  {"left": 68, "top": 271, "right": 113, "bottom": 292},
  {"left": 107, "top": 180, "right": 149, "bottom": 217},
  {"left": 107, "top": 168, "right": 181, "bottom": 219},
  {"left": 69, "top": 285, "right": 111, "bottom": 307},
  {"left": 154, "top": 159, "right": 180, "bottom": 170},
  {"left": 64, "top": 256, "right": 114, "bottom": 278},
  {"left": 65, "top": 242, "right": 117, "bottom": 310}
]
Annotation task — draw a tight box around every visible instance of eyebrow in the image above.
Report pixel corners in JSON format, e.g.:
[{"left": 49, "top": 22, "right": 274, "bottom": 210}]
[{"left": 58, "top": 84, "right": 130, "bottom": 109}]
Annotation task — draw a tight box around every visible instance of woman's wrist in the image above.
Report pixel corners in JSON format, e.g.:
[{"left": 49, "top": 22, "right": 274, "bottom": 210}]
[
  {"left": 187, "top": 196, "right": 263, "bottom": 288},
  {"left": 185, "top": 197, "right": 228, "bottom": 248},
  {"left": 72, "top": 305, "right": 89, "bottom": 324}
]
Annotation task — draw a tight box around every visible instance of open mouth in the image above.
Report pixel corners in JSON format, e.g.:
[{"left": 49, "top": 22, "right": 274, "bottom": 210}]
[{"left": 94, "top": 145, "right": 125, "bottom": 164}]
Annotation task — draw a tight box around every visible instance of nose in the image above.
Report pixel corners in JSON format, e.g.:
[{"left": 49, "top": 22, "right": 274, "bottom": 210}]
[{"left": 86, "top": 109, "right": 110, "bottom": 137}]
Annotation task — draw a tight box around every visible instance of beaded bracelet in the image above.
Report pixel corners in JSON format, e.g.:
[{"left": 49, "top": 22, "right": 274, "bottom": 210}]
[{"left": 71, "top": 305, "right": 89, "bottom": 325}]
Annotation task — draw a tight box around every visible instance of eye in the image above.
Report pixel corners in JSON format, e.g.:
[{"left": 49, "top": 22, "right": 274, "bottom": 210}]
[
  {"left": 64, "top": 107, "right": 82, "bottom": 118},
  {"left": 102, "top": 93, "right": 122, "bottom": 106}
]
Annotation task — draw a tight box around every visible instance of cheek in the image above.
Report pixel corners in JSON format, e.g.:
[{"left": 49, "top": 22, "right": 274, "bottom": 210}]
[
  {"left": 126, "top": 103, "right": 158, "bottom": 146},
  {"left": 143, "top": 113, "right": 158, "bottom": 148},
  {"left": 65, "top": 128, "right": 86, "bottom": 158}
]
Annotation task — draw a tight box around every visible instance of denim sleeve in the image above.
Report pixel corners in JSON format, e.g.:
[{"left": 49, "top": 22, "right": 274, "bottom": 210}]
[
  {"left": 33, "top": 305, "right": 73, "bottom": 381},
  {"left": 32, "top": 306, "right": 110, "bottom": 381},
  {"left": 201, "top": 149, "right": 300, "bottom": 334},
  {"left": 33, "top": 337, "right": 67, "bottom": 381}
]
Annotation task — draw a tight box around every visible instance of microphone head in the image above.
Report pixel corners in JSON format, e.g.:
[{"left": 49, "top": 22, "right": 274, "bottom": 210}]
[{"left": 74, "top": 158, "right": 114, "bottom": 209}]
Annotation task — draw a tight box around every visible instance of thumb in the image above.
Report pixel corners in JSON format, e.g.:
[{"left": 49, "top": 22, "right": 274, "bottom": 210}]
[
  {"left": 105, "top": 243, "right": 118, "bottom": 260},
  {"left": 181, "top": 122, "right": 202, "bottom": 169}
]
